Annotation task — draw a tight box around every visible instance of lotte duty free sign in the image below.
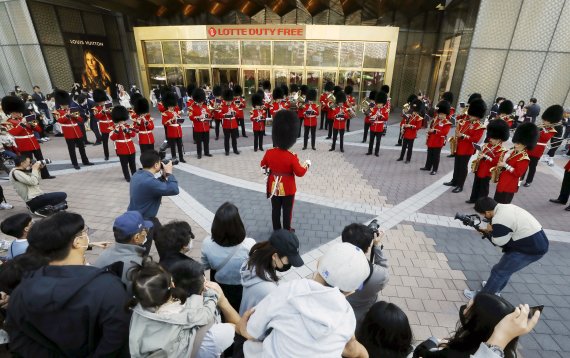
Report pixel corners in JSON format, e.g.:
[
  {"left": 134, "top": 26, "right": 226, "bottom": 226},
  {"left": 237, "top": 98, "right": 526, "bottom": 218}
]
[{"left": 207, "top": 25, "right": 305, "bottom": 40}]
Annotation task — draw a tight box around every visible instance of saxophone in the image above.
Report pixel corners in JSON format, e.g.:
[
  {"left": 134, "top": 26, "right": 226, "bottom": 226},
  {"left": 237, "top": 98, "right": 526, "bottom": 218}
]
[
  {"left": 471, "top": 144, "right": 492, "bottom": 173},
  {"left": 490, "top": 149, "right": 508, "bottom": 183}
]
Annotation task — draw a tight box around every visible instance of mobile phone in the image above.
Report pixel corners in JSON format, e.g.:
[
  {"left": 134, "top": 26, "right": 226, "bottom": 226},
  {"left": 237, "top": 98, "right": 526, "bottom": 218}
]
[
  {"left": 24, "top": 114, "right": 36, "bottom": 122},
  {"left": 459, "top": 102, "right": 466, "bottom": 108},
  {"left": 528, "top": 305, "right": 544, "bottom": 318}
]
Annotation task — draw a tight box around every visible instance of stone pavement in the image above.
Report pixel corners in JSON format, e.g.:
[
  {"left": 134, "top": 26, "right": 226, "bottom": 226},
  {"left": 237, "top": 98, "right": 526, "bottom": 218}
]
[{"left": 0, "top": 111, "right": 568, "bottom": 357}]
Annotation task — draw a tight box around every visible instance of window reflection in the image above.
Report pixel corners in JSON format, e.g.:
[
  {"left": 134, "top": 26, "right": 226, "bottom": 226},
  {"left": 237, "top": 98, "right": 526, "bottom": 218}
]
[
  {"left": 307, "top": 42, "right": 339, "bottom": 67},
  {"left": 165, "top": 67, "right": 183, "bottom": 85},
  {"left": 148, "top": 67, "right": 166, "bottom": 87},
  {"left": 181, "top": 41, "right": 209, "bottom": 64},
  {"left": 340, "top": 42, "right": 364, "bottom": 68},
  {"left": 364, "top": 42, "right": 388, "bottom": 68},
  {"left": 242, "top": 41, "right": 271, "bottom": 65},
  {"left": 162, "top": 41, "right": 181, "bottom": 64},
  {"left": 210, "top": 41, "right": 239, "bottom": 65},
  {"left": 144, "top": 41, "right": 163, "bottom": 64},
  {"left": 273, "top": 41, "right": 304, "bottom": 66}
]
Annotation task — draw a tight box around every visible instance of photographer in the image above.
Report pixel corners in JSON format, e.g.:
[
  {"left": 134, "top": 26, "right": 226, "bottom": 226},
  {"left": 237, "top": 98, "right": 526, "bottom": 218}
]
[
  {"left": 9, "top": 155, "right": 67, "bottom": 217},
  {"left": 463, "top": 197, "right": 549, "bottom": 299}
]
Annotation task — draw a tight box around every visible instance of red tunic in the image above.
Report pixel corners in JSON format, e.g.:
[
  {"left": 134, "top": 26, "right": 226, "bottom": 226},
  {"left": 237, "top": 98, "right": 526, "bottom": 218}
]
[
  {"left": 233, "top": 96, "right": 246, "bottom": 119},
  {"left": 319, "top": 92, "right": 330, "bottom": 114},
  {"left": 93, "top": 105, "right": 114, "bottom": 134},
  {"left": 363, "top": 100, "right": 376, "bottom": 124},
  {"left": 260, "top": 148, "right": 308, "bottom": 197},
  {"left": 269, "top": 101, "right": 288, "bottom": 118},
  {"left": 250, "top": 108, "right": 266, "bottom": 132},
  {"left": 6, "top": 117, "right": 40, "bottom": 152},
  {"left": 369, "top": 107, "right": 389, "bottom": 133},
  {"left": 133, "top": 114, "right": 155, "bottom": 145},
  {"left": 426, "top": 117, "right": 452, "bottom": 148},
  {"left": 210, "top": 98, "right": 223, "bottom": 121},
  {"left": 456, "top": 120, "right": 485, "bottom": 156},
  {"left": 400, "top": 114, "right": 423, "bottom": 140},
  {"left": 161, "top": 109, "right": 183, "bottom": 139},
  {"left": 186, "top": 99, "right": 195, "bottom": 109},
  {"left": 496, "top": 150, "right": 530, "bottom": 193},
  {"left": 527, "top": 127, "right": 557, "bottom": 158},
  {"left": 302, "top": 103, "right": 319, "bottom": 127},
  {"left": 110, "top": 124, "right": 136, "bottom": 155},
  {"left": 475, "top": 143, "right": 506, "bottom": 179},
  {"left": 565, "top": 160, "right": 570, "bottom": 172},
  {"left": 157, "top": 102, "right": 165, "bottom": 113},
  {"left": 497, "top": 114, "right": 514, "bottom": 128},
  {"left": 331, "top": 105, "right": 349, "bottom": 130},
  {"left": 220, "top": 103, "right": 239, "bottom": 130},
  {"left": 54, "top": 109, "right": 83, "bottom": 139},
  {"left": 346, "top": 95, "right": 356, "bottom": 110},
  {"left": 190, "top": 103, "right": 211, "bottom": 133}
]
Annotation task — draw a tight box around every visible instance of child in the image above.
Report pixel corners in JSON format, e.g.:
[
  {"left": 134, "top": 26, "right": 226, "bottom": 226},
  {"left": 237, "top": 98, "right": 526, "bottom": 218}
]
[
  {"left": 110, "top": 106, "right": 137, "bottom": 182},
  {"left": 250, "top": 93, "right": 266, "bottom": 152},
  {"left": 0, "top": 213, "right": 32, "bottom": 259},
  {"left": 397, "top": 99, "right": 424, "bottom": 163}
]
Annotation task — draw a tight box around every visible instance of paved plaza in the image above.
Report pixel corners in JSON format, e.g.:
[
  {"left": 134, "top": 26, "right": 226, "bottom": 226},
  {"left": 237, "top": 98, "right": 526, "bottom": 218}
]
[{"left": 1, "top": 112, "right": 568, "bottom": 358}]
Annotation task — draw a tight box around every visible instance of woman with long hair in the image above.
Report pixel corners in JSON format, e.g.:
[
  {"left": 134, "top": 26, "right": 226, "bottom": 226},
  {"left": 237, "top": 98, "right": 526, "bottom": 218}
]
[{"left": 82, "top": 50, "right": 112, "bottom": 94}]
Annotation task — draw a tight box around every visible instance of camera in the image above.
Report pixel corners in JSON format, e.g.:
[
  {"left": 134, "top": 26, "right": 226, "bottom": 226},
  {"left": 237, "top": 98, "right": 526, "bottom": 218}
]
[
  {"left": 368, "top": 219, "right": 380, "bottom": 235},
  {"left": 32, "top": 158, "right": 52, "bottom": 166},
  {"left": 454, "top": 212, "right": 492, "bottom": 240},
  {"left": 158, "top": 140, "right": 179, "bottom": 166}
]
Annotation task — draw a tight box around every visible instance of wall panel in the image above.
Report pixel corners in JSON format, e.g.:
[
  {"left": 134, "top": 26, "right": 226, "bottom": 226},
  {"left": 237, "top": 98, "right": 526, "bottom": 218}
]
[
  {"left": 510, "top": 0, "right": 565, "bottom": 51},
  {"left": 470, "top": 0, "right": 523, "bottom": 49},
  {"left": 533, "top": 53, "right": 570, "bottom": 106},
  {"left": 459, "top": 48, "right": 506, "bottom": 106},
  {"left": 497, "top": 51, "right": 545, "bottom": 104}
]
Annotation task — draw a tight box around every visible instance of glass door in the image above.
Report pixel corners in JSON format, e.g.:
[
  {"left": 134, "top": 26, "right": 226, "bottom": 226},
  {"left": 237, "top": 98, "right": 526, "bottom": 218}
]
[
  {"left": 258, "top": 70, "right": 270, "bottom": 91},
  {"left": 322, "top": 71, "right": 337, "bottom": 88},
  {"left": 289, "top": 70, "right": 303, "bottom": 86},
  {"left": 185, "top": 69, "right": 197, "bottom": 87},
  {"left": 242, "top": 69, "right": 256, "bottom": 105},
  {"left": 198, "top": 69, "right": 211, "bottom": 88},
  {"left": 274, "top": 69, "right": 288, "bottom": 89},
  {"left": 362, "top": 71, "right": 384, "bottom": 102},
  {"left": 212, "top": 68, "right": 239, "bottom": 89},
  {"left": 306, "top": 70, "right": 321, "bottom": 97},
  {"left": 339, "top": 70, "right": 362, "bottom": 104}
]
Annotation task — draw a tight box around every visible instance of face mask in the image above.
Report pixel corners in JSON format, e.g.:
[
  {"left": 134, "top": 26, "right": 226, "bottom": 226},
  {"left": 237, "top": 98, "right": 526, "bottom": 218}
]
[{"left": 276, "top": 263, "right": 292, "bottom": 272}]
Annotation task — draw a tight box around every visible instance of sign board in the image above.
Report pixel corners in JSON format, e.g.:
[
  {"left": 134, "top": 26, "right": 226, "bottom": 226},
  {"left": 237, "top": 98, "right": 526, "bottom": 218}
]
[{"left": 206, "top": 25, "right": 305, "bottom": 40}]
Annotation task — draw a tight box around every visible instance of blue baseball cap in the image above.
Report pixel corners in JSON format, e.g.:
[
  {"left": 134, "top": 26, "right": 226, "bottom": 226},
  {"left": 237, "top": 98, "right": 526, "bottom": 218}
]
[{"left": 113, "top": 211, "right": 153, "bottom": 237}]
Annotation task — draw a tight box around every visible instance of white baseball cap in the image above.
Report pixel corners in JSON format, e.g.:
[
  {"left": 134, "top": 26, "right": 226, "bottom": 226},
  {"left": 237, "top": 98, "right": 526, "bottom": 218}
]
[{"left": 318, "top": 242, "right": 370, "bottom": 292}]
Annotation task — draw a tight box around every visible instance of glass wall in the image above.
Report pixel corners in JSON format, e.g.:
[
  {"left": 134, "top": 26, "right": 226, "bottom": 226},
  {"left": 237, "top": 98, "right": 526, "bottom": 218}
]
[
  {"left": 273, "top": 41, "right": 305, "bottom": 66},
  {"left": 306, "top": 41, "right": 339, "bottom": 67},
  {"left": 241, "top": 41, "right": 271, "bottom": 65},
  {"left": 181, "top": 41, "right": 209, "bottom": 64}
]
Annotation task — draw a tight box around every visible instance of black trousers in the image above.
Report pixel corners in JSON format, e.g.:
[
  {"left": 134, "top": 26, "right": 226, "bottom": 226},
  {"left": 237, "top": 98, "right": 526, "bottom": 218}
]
[
  {"left": 65, "top": 138, "right": 89, "bottom": 166},
  {"left": 320, "top": 111, "right": 327, "bottom": 129},
  {"left": 452, "top": 155, "right": 471, "bottom": 188},
  {"left": 331, "top": 128, "right": 345, "bottom": 150},
  {"left": 327, "top": 119, "right": 333, "bottom": 138},
  {"left": 298, "top": 118, "right": 303, "bottom": 138},
  {"left": 237, "top": 118, "right": 247, "bottom": 137},
  {"left": 469, "top": 176, "right": 491, "bottom": 202},
  {"left": 494, "top": 191, "right": 514, "bottom": 204},
  {"left": 168, "top": 138, "right": 184, "bottom": 159},
  {"left": 119, "top": 154, "right": 137, "bottom": 181},
  {"left": 399, "top": 138, "right": 414, "bottom": 161},
  {"left": 139, "top": 144, "right": 154, "bottom": 153},
  {"left": 22, "top": 149, "right": 51, "bottom": 179},
  {"left": 346, "top": 118, "right": 351, "bottom": 131},
  {"left": 215, "top": 120, "right": 221, "bottom": 139},
  {"left": 397, "top": 131, "right": 403, "bottom": 145},
  {"left": 144, "top": 217, "right": 160, "bottom": 256},
  {"left": 101, "top": 133, "right": 110, "bottom": 159},
  {"left": 304, "top": 126, "right": 316, "bottom": 149},
  {"left": 223, "top": 128, "right": 239, "bottom": 154},
  {"left": 368, "top": 131, "right": 382, "bottom": 155},
  {"left": 557, "top": 170, "right": 570, "bottom": 203},
  {"left": 27, "top": 192, "right": 67, "bottom": 212},
  {"left": 271, "top": 195, "right": 294, "bottom": 230},
  {"left": 424, "top": 147, "right": 442, "bottom": 172},
  {"left": 78, "top": 119, "right": 89, "bottom": 144},
  {"left": 363, "top": 123, "right": 370, "bottom": 142},
  {"left": 90, "top": 117, "right": 102, "bottom": 142},
  {"left": 523, "top": 157, "right": 540, "bottom": 184},
  {"left": 195, "top": 132, "right": 210, "bottom": 156},
  {"left": 253, "top": 131, "right": 264, "bottom": 151}
]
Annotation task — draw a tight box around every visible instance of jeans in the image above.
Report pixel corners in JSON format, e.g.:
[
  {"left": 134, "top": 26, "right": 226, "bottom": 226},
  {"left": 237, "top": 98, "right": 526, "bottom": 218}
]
[
  {"left": 27, "top": 192, "right": 67, "bottom": 212},
  {"left": 481, "top": 251, "right": 544, "bottom": 294}
]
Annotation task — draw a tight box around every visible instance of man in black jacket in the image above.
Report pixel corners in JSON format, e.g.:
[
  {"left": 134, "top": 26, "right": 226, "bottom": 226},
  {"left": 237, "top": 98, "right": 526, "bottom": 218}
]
[
  {"left": 6, "top": 212, "right": 131, "bottom": 357},
  {"left": 31, "top": 85, "right": 50, "bottom": 120},
  {"left": 525, "top": 98, "right": 541, "bottom": 123}
]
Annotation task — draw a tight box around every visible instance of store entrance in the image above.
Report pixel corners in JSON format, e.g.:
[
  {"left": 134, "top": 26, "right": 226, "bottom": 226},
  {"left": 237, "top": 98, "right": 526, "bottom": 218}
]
[
  {"left": 212, "top": 68, "right": 239, "bottom": 89},
  {"left": 184, "top": 68, "right": 211, "bottom": 88},
  {"left": 241, "top": 69, "right": 270, "bottom": 104}
]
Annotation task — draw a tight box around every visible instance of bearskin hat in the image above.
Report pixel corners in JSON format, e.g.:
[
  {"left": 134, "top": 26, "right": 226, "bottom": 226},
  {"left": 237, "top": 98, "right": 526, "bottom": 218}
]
[
  {"left": 512, "top": 122, "right": 539, "bottom": 150},
  {"left": 92, "top": 88, "right": 107, "bottom": 103},
  {"left": 111, "top": 105, "right": 129, "bottom": 123},
  {"left": 407, "top": 94, "right": 418, "bottom": 104},
  {"left": 436, "top": 100, "right": 450, "bottom": 115},
  {"left": 467, "top": 98, "right": 487, "bottom": 118},
  {"left": 467, "top": 93, "right": 482, "bottom": 104},
  {"left": 290, "top": 83, "right": 299, "bottom": 93},
  {"left": 272, "top": 110, "right": 299, "bottom": 150},
  {"left": 222, "top": 89, "right": 234, "bottom": 102},
  {"left": 134, "top": 97, "right": 150, "bottom": 115},
  {"left": 272, "top": 87, "right": 284, "bottom": 100},
  {"left": 542, "top": 104, "right": 563, "bottom": 124},
  {"left": 442, "top": 91, "right": 454, "bottom": 103},
  {"left": 324, "top": 81, "right": 334, "bottom": 92},
  {"left": 130, "top": 92, "right": 143, "bottom": 107},
  {"left": 262, "top": 80, "right": 271, "bottom": 91},
  {"left": 375, "top": 91, "right": 388, "bottom": 105},
  {"left": 300, "top": 85, "right": 308, "bottom": 96},
  {"left": 486, "top": 119, "right": 510, "bottom": 141},
  {"left": 54, "top": 89, "right": 70, "bottom": 107},
  {"left": 344, "top": 86, "right": 353, "bottom": 95},
  {"left": 280, "top": 84, "right": 289, "bottom": 96},
  {"left": 411, "top": 99, "right": 424, "bottom": 113},
  {"left": 498, "top": 100, "right": 514, "bottom": 115},
  {"left": 380, "top": 85, "right": 390, "bottom": 94},
  {"left": 233, "top": 85, "right": 243, "bottom": 96},
  {"left": 1, "top": 96, "right": 25, "bottom": 114},
  {"left": 212, "top": 85, "right": 222, "bottom": 97},
  {"left": 251, "top": 93, "right": 263, "bottom": 107},
  {"left": 307, "top": 89, "right": 317, "bottom": 102},
  {"left": 163, "top": 92, "right": 178, "bottom": 107},
  {"left": 335, "top": 92, "right": 347, "bottom": 104},
  {"left": 369, "top": 90, "right": 377, "bottom": 101},
  {"left": 256, "top": 89, "right": 265, "bottom": 98},
  {"left": 186, "top": 84, "right": 196, "bottom": 97},
  {"left": 333, "top": 86, "right": 342, "bottom": 95},
  {"left": 192, "top": 88, "right": 206, "bottom": 103}
]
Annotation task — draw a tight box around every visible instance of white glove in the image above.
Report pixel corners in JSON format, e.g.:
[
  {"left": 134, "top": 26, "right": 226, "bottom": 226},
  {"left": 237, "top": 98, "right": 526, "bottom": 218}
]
[
  {"left": 261, "top": 166, "right": 267, "bottom": 175},
  {"left": 305, "top": 160, "right": 312, "bottom": 167}
]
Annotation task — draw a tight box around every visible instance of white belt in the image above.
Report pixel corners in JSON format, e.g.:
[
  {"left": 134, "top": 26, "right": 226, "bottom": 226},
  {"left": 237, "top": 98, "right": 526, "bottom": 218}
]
[
  {"left": 169, "top": 124, "right": 180, "bottom": 127},
  {"left": 60, "top": 123, "right": 79, "bottom": 127},
  {"left": 13, "top": 134, "right": 35, "bottom": 139},
  {"left": 99, "top": 120, "right": 112, "bottom": 123},
  {"left": 138, "top": 130, "right": 152, "bottom": 134},
  {"left": 115, "top": 139, "right": 133, "bottom": 143},
  {"left": 537, "top": 143, "right": 547, "bottom": 146}
]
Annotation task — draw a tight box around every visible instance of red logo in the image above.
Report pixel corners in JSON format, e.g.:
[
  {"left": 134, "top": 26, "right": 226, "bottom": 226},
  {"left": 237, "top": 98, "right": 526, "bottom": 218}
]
[{"left": 208, "top": 27, "right": 216, "bottom": 37}]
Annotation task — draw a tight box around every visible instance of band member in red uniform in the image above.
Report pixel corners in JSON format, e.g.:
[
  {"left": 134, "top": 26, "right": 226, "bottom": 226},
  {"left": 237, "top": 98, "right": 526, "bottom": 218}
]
[
  {"left": 421, "top": 100, "right": 452, "bottom": 175},
  {"left": 250, "top": 93, "right": 266, "bottom": 152},
  {"left": 329, "top": 92, "right": 349, "bottom": 153},
  {"left": 444, "top": 98, "right": 487, "bottom": 193},
  {"left": 494, "top": 122, "right": 539, "bottom": 204},
  {"left": 262, "top": 80, "right": 272, "bottom": 126},
  {"left": 211, "top": 85, "right": 223, "bottom": 140},
  {"left": 53, "top": 90, "right": 93, "bottom": 170},
  {"left": 280, "top": 85, "right": 291, "bottom": 110},
  {"left": 161, "top": 92, "right": 185, "bottom": 163},
  {"left": 233, "top": 85, "right": 247, "bottom": 138},
  {"left": 1, "top": 96, "right": 54, "bottom": 179},
  {"left": 380, "top": 85, "right": 391, "bottom": 113},
  {"left": 302, "top": 89, "right": 319, "bottom": 151},
  {"left": 186, "top": 84, "right": 196, "bottom": 144},
  {"left": 497, "top": 100, "right": 515, "bottom": 129},
  {"left": 523, "top": 105, "right": 562, "bottom": 187},
  {"left": 296, "top": 85, "right": 308, "bottom": 138},
  {"left": 132, "top": 97, "right": 155, "bottom": 153},
  {"left": 269, "top": 87, "right": 287, "bottom": 118},
  {"left": 344, "top": 86, "right": 356, "bottom": 132},
  {"left": 189, "top": 88, "right": 212, "bottom": 159},
  {"left": 396, "top": 94, "right": 417, "bottom": 146},
  {"left": 320, "top": 81, "right": 334, "bottom": 130},
  {"left": 220, "top": 89, "right": 240, "bottom": 156},
  {"left": 466, "top": 119, "right": 510, "bottom": 204},
  {"left": 362, "top": 90, "right": 377, "bottom": 143},
  {"left": 326, "top": 86, "right": 342, "bottom": 139},
  {"left": 110, "top": 106, "right": 137, "bottom": 182},
  {"left": 92, "top": 88, "right": 113, "bottom": 161},
  {"left": 261, "top": 110, "right": 310, "bottom": 231},
  {"left": 448, "top": 93, "right": 481, "bottom": 158},
  {"left": 441, "top": 91, "right": 455, "bottom": 122},
  {"left": 549, "top": 159, "right": 570, "bottom": 211},
  {"left": 366, "top": 91, "right": 389, "bottom": 157},
  {"left": 397, "top": 99, "right": 424, "bottom": 163}
]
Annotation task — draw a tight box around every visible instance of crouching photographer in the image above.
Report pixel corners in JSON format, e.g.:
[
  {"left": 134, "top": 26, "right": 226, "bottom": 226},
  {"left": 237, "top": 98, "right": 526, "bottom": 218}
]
[{"left": 9, "top": 155, "right": 67, "bottom": 217}]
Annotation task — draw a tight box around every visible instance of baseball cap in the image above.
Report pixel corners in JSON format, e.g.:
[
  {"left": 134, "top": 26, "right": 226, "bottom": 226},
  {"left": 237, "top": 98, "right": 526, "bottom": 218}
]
[
  {"left": 318, "top": 242, "right": 370, "bottom": 292},
  {"left": 113, "top": 211, "right": 153, "bottom": 237},
  {"left": 269, "top": 229, "right": 304, "bottom": 267}
]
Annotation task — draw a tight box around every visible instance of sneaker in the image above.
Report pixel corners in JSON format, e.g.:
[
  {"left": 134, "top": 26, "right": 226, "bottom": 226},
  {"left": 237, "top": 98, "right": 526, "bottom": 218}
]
[
  {"left": 463, "top": 289, "right": 477, "bottom": 300},
  {"left": 0, "top": 202, "right": 13, "bottom": 210}
]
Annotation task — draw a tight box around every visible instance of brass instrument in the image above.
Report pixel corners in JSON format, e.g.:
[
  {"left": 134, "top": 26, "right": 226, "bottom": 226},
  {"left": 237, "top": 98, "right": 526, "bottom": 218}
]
[
  {"left": 471, "top": 144, "right": 495, "bottom": 173},
  {"left": 326, "top": 93, "right": 336, "bottom": 109},
  {"left": 296, "top": 94, "right": 306, "bottom": 108},
  {"left": 449, "top": 120, "right": 467, "bottom": 155},
  {"left": 490, "top": 149, "right": 510, "bottom": 183}
]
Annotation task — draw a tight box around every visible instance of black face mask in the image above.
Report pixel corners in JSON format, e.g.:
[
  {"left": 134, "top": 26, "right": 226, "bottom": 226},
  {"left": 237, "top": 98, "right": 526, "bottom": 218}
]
[{"left": 276, "top": 264, "right": 292, "bottom": 272}]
